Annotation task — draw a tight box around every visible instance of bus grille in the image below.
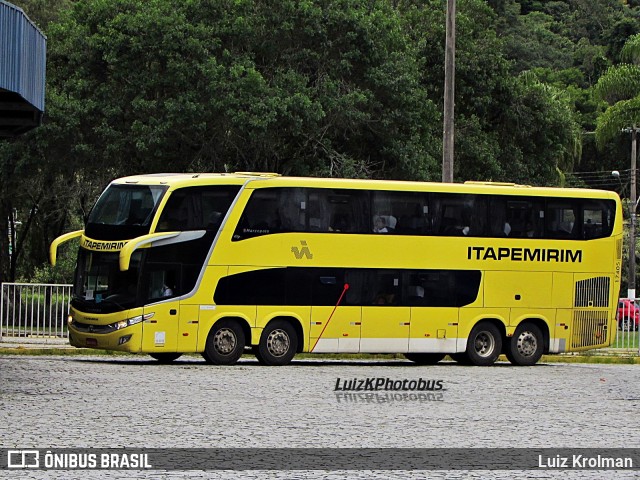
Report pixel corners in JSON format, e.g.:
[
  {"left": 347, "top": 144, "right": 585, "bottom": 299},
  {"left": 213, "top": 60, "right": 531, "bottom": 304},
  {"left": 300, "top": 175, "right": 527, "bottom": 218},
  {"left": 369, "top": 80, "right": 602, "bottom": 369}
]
[
  {"left": 574, "top": 276, "right": 610, "bottom": 308},
  {"left": 571, "top": 311, "right": 609, "bottom": 348}
]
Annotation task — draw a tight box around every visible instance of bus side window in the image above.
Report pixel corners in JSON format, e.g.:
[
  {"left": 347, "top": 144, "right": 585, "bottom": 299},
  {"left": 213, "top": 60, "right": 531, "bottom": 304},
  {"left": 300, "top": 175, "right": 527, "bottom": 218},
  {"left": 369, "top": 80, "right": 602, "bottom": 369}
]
[
  {"left": 146, "top": 266, "right": 180, "bottom": 301},
  {"left": 327, "top": 191, "right": 368, "bottom": 233},
  {"left": 546, "top": 203, "right": 577, "bottom": 239},
  {"left": 487, "top": 196, "right": 509, "bottom": 237},
  {"left": 583, "top": 202, "right": 608, "bottom": 239}
]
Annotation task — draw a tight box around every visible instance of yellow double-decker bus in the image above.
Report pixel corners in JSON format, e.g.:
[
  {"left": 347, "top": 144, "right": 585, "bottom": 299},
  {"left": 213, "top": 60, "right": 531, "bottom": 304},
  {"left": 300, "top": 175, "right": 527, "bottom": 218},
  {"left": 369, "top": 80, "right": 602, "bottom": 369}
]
[{"left": 50, "top": 173, "right": 622, "bottom": 366}]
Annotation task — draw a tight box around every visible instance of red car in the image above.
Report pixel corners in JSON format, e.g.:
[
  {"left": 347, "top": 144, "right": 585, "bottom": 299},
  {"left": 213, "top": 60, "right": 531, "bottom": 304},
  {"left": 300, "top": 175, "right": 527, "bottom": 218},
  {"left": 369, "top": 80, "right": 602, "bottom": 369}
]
[{"left": 617, "top": 299, "right": 640, "bottom": 330}]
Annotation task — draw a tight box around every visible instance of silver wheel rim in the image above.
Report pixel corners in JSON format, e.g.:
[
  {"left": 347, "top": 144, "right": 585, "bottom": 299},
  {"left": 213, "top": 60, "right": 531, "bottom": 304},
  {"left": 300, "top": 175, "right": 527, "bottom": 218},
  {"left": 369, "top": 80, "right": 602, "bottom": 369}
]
[
  {"left": 474, "top": 331, "right": 495, "bottom": 358},
  {"left": 266, "top": 328, "right": 290, "bottom": 358},
  {"left": 516, "top": 331, "right": 537, "bottom": 357},
  {"left": 213, "top": 328, "right": 237, "bottom": 355}
]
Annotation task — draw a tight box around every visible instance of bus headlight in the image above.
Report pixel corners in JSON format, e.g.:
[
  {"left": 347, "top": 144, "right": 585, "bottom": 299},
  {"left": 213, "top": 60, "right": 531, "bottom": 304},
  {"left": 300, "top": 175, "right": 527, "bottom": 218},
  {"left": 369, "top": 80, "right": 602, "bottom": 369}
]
[{"left": 110, "top": 313, "right": 154, "bottom": 331}]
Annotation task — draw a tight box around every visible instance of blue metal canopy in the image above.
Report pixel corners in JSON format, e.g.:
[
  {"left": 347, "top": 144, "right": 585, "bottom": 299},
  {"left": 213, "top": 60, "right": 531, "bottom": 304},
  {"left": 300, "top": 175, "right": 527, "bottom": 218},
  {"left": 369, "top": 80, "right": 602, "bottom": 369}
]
[{"left": 0, "top": 0, "right": 46, "bottom": 137}]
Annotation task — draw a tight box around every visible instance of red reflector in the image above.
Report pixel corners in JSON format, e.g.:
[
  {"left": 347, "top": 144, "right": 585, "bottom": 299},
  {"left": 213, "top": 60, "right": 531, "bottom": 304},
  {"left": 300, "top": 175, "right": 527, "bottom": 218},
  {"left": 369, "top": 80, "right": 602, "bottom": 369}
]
[
  {"left": 86, "top": 338, "right": 98, "bottom": 347},
  {"left": 182, "top": 333, "right": 189, "bottom": 336}
]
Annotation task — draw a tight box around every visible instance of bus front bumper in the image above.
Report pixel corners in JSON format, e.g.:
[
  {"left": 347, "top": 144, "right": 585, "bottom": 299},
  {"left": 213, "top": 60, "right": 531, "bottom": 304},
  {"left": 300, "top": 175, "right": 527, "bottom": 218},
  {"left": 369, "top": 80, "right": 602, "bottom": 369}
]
[{"left": 68, "top": 322, "right": 143, "bottom": 352}]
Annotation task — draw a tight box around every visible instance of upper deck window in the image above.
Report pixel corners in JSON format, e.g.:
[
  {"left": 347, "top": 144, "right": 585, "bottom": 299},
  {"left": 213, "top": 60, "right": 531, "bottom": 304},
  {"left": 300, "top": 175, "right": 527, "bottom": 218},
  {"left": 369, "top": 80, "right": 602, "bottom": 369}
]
[
  {"left": 231, "top": 186, "right": 617, "bottom": 241},
  {"left": 233, "top": 188, "right": 369, "bottom": 240},
  {"left": 85, "top": 184, "right": 167, "bottom": 240},
  {"left": 156, "top": 186, "right": 240, "bottom": 232}
]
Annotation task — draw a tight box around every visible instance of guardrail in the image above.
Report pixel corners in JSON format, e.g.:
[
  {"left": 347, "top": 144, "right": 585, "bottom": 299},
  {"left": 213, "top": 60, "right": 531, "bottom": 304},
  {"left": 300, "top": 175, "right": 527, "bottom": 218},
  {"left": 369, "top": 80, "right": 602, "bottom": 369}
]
[
  {"left": 614, "top": 304, "right": 639, "bottom": 354},
  {"left": 0, "top": 282, "right": 71, "bottom": 341}
]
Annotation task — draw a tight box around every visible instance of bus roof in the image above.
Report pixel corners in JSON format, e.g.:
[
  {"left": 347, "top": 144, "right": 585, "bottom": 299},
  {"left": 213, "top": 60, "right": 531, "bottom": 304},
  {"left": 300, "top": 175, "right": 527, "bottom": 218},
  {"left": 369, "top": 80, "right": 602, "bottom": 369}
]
[{"left": 112, "top": 172, "right": 620, "bottom": 201}]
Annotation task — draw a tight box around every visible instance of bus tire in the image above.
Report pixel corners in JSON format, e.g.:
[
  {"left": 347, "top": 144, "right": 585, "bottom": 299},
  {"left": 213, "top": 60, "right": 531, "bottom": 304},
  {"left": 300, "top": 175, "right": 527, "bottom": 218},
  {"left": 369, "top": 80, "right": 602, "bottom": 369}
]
[
  {"left": 404, "top": 353, "right": 445, "bottom": 365},
  {"left": 203, "top": 320, "right": 245, "bottom": 365},
  {"left": 255, "top": 320, "right": 297, "bottom": 366},
  {"left": 466, "top": 322, "right": 502, "bottom": 366},
  {"left": 149, "top": 353, "right": 182, "bottom": 363},
  {"left": 506, "top": 322, "right": 544, "bottom": 366}
]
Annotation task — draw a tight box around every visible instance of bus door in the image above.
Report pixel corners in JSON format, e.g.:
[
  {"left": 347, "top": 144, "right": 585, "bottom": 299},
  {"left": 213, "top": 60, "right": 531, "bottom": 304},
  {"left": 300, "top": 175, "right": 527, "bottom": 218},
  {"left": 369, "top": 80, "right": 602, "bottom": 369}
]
[
  {"left": 141, "top": 265, "right": 180, "bottom": 352},
  {"left": 360, "top": 270, "right": 410, "bottom": 353},
  {"left": 406, "top": 271, "right": 461, "bottom": 353},
  {"left": 309, "top": 269, "right": 361, "bottom": 353}
]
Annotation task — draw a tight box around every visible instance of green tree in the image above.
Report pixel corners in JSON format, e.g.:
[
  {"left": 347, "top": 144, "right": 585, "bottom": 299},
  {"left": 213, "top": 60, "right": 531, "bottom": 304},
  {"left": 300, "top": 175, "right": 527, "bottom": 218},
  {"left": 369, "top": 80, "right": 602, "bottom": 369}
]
[
  {"left": 46, "top": 0, "right": 439, "bottom": 179},
  {"left": 594, "top": 35, "right": 640, "bottom": 149}
]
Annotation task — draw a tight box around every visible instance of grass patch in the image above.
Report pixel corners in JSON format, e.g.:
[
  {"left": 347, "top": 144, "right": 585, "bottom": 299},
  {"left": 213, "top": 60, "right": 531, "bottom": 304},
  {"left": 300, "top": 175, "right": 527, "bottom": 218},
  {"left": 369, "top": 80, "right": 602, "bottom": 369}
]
[
  {"left": 610, "top": 330, "right": 639, "bottom": 349},
  {"left": 0, "top": 347, "right": 126, "bottom": 356}
]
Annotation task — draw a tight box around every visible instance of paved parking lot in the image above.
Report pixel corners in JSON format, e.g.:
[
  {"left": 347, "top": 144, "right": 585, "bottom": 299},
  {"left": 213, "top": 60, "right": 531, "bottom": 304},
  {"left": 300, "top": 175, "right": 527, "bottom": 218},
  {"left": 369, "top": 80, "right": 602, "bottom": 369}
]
[{"left": 0, "top": 355, "right": 638, "bottom": 479}]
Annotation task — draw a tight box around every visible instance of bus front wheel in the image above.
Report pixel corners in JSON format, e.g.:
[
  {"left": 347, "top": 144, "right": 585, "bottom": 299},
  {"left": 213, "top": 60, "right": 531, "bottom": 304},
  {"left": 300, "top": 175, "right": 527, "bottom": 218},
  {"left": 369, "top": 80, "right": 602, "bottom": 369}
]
[
  {"left": 466, "top": 322, "right": 502, "bottom": 366},
  {"left": 506, "top": 323, "right": 544, "bottom": 366},
  {"left": 203, "top": 320, "right": 245, "bottom": 365},
  {"left": 255, "top": 320, "right": 298, "bottom": 366},
  {"left": 404, "top": 353, "right": 446, "bottom": 365}
]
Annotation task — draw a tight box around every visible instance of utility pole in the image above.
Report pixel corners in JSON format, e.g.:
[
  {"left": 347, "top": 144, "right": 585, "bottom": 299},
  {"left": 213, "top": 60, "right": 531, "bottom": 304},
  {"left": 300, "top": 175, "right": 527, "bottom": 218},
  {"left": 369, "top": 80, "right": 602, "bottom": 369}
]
[
  {"left": 442, "top": 0, "right": 455, "bottom": 183},
  {"left": 623, "top": 126, "right": 638, "bottom": 300}
]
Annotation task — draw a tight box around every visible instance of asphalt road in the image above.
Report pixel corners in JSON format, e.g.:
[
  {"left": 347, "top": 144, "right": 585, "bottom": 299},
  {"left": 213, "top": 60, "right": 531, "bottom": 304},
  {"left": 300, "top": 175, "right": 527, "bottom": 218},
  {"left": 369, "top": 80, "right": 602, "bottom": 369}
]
[{"left": 0, "top": 355, "right": 638, "bottom": 479}]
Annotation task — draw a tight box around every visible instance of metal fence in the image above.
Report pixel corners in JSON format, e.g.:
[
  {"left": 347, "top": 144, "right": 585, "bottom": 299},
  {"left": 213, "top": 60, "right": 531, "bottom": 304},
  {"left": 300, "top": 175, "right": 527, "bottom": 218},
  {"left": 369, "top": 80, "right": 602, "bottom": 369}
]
[
  {"left": 0, "top": 282, "right": 71, "bottom": 341},
  {"left": 614, "top": 301, "right": 640, "bottom": 354}
]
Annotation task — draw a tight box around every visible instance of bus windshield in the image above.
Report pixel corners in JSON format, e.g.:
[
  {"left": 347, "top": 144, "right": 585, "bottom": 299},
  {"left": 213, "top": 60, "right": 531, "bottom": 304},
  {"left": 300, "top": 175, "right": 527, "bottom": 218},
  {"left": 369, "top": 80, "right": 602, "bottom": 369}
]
[
  {"left": 72, "top": 250, "right": 143, "bottom": 313},
  {"left": 85, "top": 184, "right": 167, "bottom": 240}
]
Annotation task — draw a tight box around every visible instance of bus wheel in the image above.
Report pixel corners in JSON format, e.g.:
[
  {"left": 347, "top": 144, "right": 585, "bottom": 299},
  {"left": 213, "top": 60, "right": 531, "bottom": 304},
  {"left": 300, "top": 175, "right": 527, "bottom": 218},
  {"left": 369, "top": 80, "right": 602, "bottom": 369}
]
[
  {"left": 506, "top": 323, "right": 544, "bottom": 366},
  {"left": 203, "top": 320, "right": 245, "bottom": 365},
  {"left": 255, "top": 320, "right": 298, "bottom": 366},
  {"left": 149, "top": 353, "right": 182, "bottom": 363},
  {"left": 466, "top": 322, "right": 502, "bottom": 366},
  {"left": 404, "top": 353, "right": 445, "bottom": 365}
]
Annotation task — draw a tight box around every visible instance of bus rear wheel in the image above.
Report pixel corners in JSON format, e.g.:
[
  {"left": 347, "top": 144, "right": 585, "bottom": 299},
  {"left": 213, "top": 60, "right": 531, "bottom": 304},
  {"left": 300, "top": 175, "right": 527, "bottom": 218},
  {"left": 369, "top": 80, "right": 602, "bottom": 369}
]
[
  {"left": 506, "top": 322, "right": 544, "bottom": 366},
  {"left": 149, "top": 353, "right": 182, "bottom": 363},
  {"left": 404, "top": 353, "right": 445, "bottom": 365},
  {"left": 203, "top": 320, "right": 245, "bottom": 365},
  {"left": 466, "top": 322, "right": 502, "bottom": 366},
  {"left": 255, "top": 320, "right": 297, "bottom": 366}
]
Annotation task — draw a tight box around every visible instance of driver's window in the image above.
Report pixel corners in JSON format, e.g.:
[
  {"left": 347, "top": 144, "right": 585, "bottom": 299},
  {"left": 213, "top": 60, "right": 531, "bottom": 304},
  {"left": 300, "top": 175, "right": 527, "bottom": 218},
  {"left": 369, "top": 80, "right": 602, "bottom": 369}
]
[{"left": 146, "top": 267, "right": 179, "bottom": 301}]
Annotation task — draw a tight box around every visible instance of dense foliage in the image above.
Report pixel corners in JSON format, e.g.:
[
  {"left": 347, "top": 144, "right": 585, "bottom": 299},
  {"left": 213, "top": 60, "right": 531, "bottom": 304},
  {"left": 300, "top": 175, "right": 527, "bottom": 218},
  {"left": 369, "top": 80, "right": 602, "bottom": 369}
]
[{"left": 2, "top": 0, "right": 640, "bottom": 282}]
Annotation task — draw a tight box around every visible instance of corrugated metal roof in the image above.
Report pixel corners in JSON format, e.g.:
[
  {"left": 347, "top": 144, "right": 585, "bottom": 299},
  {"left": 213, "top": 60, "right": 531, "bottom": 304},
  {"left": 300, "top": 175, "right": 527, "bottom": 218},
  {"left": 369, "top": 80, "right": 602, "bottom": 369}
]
[{"left": 0, "top": 0, "right": 46, "bottom": 136}]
